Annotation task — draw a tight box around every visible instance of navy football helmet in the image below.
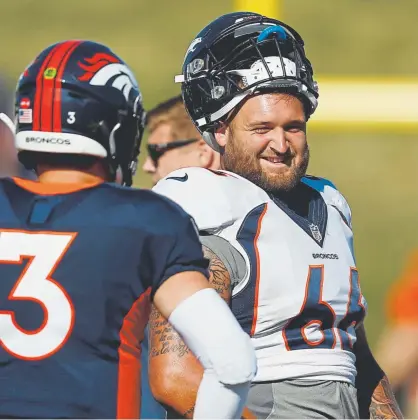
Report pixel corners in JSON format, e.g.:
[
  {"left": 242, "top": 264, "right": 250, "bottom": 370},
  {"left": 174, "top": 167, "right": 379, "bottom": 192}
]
[
  {"left": 15, "top": 40, "right": 145, "bottom": 186},
  {"left": 175, "top": 12, "right": 319, "bottom": 151}
]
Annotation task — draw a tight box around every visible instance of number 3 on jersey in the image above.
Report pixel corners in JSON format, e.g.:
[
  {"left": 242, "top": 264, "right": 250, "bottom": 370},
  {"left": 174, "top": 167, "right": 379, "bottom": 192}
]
[
  {"left": 0, "top": 230, "right": 76, "bottom": 360},
  {"left": 283, "top": 265, "right": 366, "bottom": 351}
]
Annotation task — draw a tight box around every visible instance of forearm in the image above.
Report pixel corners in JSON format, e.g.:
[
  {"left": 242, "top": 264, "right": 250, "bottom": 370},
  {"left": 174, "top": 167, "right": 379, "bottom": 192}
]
[
  {"left": 369, "top": 376, "right": 403, "bottom": 419},
  {"left": 151, "top": 292, "right": 256, "bottom": 419},
  {"left": 149, "top": 244, "right": 235, "bottom": 418},
  {"left": 151, "top": 311, "right": 253, "bottom": 419},
  {"left": 149, "top": 304, "right": 202, "bottom": 418},
  {"left": 355, "top": 325, "right": 403, "bottom": 419},
  {"left": 161, "top": 364, "right": 202, "bottom": 419}
]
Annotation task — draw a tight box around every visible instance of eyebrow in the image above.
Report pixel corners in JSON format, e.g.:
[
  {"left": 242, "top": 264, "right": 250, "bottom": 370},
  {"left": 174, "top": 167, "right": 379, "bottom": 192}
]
[
  {"left": 244, "top": 118, "right": 306, "bottom": 129},
  {"left": 244, "top": 121, "right": 273, "bottom": 129},
  {"left": 284, "top": 119, "right": 306, "bottom": 127}
]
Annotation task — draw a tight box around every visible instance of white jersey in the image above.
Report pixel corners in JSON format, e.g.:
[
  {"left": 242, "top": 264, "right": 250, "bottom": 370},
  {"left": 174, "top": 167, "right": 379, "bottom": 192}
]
[{"left": 153, "top": 168, "right": 367, "bottom": 385}]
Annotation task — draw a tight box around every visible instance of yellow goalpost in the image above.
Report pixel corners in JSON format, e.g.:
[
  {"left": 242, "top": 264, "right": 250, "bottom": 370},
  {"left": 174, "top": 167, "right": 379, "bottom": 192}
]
[{"left": 233, "top": 0, "right": 281, "bottom": 18}]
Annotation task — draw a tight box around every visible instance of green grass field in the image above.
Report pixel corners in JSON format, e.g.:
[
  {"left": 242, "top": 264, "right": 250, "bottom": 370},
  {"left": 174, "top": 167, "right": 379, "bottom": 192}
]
[{"left": 1, "top": 0, "right": 417, "bottom": 346}]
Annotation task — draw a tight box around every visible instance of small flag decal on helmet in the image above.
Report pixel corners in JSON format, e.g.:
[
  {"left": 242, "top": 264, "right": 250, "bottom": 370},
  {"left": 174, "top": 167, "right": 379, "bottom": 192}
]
[{"left": 18, "top": 108, "right": 33, "bottom": 124}]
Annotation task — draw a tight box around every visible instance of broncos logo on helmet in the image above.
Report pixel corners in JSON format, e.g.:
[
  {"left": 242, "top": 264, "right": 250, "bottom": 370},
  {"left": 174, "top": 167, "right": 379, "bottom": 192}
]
[{"left": 78, "top": 53, "right": 139, "bottom": 103}]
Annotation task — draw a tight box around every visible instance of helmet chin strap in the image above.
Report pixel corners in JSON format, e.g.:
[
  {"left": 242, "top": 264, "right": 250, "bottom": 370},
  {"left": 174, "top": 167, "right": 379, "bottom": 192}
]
[
  {"left": 108, "top": 120, "right": 136, "bottom": 187},
  {"left": 203, "top": 131, "right": 221, "bottom": 153},
  {"left": 108, "top": 121, "right": 121, "bottom": 183},
  {"left": 115, "top": 167, "right": 123, "bottom": 184},
  {"left": 109, "top": 122, "right": 120, "bottom": 157}
]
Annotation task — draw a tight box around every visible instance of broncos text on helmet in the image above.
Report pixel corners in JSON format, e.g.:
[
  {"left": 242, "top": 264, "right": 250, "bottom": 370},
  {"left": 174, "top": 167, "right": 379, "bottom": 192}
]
[
  {"left": 15, "top": 40, "right": 145, "bottom": 186},
  {"left": 175, "top": 12, "right": 319, "bottom": 152}
]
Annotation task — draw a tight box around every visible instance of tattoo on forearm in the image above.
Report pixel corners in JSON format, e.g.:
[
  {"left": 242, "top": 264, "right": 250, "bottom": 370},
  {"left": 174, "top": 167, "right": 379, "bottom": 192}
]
[
  {"left": 369, "top": 375, "right": 403, "bottom": 419},
  {"left": 149, "top": 305, "right": 190, "bottom": 358},
  {"left": 149, "top": 244, "right": 231, "bottom": 359}
]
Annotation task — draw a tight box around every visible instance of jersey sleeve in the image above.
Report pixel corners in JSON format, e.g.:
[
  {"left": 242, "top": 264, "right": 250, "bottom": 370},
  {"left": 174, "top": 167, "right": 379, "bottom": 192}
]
[
  {"left": 328, "top": 188, "right": 352, "bottom": 229},
  {"left": 200, "top": 234, "right": 247, "bottom": 289},
  {"left": 152, "top": 167, "right": 236, "bottom": 232},
  {"left": 143, "top": 201, "right": 210, "bottom": 299}
]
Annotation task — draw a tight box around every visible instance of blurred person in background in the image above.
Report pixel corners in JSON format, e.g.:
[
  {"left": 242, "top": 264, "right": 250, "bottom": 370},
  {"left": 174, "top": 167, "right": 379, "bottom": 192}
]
[
  {"left": 142, "top": 95, "right": 220, "bottom": 186},
  {"left": 149, "top": 12, "right": 403, "bottom": 419},
  {"left": 376, "top": 251, "right": 418, "bottom": 417}
]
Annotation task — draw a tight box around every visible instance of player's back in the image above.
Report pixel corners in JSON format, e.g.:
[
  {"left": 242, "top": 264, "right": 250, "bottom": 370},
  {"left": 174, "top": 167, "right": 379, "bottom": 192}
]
[{"left": 0, "top": 178, "right": 205, "bottom": 419}]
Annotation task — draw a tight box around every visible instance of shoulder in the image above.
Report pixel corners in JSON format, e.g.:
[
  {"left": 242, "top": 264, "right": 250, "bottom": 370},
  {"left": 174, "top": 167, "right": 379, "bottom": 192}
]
[
  {"left": 100, "top": 182, "right": 183, "bottom": 210},
  {"left": 152, "top": 167, "right": 242, "bottom": 231},
  {"left": 96, "top": 183, "right": 194, "bottom": 234},
  {"left": 302, "top": 175, "right": 352, "bottom": 228},
  {"left": 302, "top": 174, "right": 338, "bottom": 191}
]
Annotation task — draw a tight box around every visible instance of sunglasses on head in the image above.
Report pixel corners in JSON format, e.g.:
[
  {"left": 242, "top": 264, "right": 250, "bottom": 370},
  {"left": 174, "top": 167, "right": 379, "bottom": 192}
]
[{"left": 147, "top": 139, "right": 198, "bottom": 164}]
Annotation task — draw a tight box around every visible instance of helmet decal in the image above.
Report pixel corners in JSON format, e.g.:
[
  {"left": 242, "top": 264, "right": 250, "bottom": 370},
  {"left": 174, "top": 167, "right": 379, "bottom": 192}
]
[
  {"left": 78, "top": 53, "right": 138, "bottom": 102},
  {"left": 77, "top": 53, "right": 119, "bottom": 81}
]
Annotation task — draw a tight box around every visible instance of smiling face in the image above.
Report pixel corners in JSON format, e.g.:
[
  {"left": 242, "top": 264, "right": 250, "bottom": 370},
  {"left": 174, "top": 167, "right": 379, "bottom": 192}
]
[{"left": 215, "top": 92, "right": 309, "bottom": 194}]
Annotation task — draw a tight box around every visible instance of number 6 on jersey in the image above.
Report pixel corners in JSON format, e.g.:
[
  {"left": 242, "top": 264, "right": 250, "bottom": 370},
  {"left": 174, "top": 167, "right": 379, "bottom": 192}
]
[
  {"left": 0, "top": 230, "right": 76, "bottom": 360},
  {"left": 283, "top": 265, "right": 366, "bottom": 351}
]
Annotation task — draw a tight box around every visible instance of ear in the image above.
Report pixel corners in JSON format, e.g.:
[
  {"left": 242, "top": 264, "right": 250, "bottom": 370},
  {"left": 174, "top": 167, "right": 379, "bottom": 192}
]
[
  {"left": 214, "top": 121, "right": 229, "bottom": 148},
  {"left": 197, "top": 140, "right": 216, "bottom": 168}
]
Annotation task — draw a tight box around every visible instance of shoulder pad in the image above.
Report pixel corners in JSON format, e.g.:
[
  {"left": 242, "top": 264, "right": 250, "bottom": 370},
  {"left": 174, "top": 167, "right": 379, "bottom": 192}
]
[
  {"left": 152, "top": 167, "right": 238, "bottom": 232},
  {"left": 303, "top": 176, "right": 352, "bottom": 229}
]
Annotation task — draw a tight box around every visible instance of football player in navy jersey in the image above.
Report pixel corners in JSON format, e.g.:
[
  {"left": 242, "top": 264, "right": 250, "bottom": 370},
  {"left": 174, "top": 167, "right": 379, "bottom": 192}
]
[
  {"left": 150, "top": 12, "right": 403, "bottom": 419},
  {"left": 0, "top": 40, "right": 256, "bottom": 419}
]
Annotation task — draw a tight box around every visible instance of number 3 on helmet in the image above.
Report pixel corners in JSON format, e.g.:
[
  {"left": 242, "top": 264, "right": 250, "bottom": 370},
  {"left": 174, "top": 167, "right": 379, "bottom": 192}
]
[{"left": 15, "top": 40, "right": 145, "bottom": 186}]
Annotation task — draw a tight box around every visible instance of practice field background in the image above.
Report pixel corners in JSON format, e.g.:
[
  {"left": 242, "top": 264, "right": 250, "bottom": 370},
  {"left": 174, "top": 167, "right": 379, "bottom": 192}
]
[{"left": 1, "top": 0, "right": 417, "bottom": 346}]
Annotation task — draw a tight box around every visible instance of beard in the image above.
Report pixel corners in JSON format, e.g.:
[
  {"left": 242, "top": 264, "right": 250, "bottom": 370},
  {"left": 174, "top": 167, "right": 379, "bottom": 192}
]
[{"left": 222, "top": 134, "right": 310, "bottom": 194}]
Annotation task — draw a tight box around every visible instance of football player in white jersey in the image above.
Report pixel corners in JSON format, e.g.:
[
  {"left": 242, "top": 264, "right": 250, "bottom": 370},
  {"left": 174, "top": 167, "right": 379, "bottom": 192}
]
[{"left": 149, "top": 12, "right": 403, "bottom": 419}]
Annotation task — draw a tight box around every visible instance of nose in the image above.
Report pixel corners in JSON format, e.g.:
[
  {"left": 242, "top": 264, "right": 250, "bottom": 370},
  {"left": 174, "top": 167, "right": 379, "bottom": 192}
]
[
  {"left": 268, "top": 129, "right": 289, "bottom": 154},
  {"left": 142, "top": 156, "right": 156, "bottom": 174}
]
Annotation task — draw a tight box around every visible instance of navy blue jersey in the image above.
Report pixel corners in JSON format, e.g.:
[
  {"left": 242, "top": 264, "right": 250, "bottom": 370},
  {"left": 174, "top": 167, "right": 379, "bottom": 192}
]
[{"left": 0, "top": 178, "right": 208, "bottom": 419}]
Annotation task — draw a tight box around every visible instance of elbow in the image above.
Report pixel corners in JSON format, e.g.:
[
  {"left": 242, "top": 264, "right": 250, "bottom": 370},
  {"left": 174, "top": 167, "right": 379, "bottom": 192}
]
[
  {"left": 149, "top": 364, "right": 178, "bottom": 405},
  {"left": 149, "top": 361, "right": 200, "bottom": 407}
]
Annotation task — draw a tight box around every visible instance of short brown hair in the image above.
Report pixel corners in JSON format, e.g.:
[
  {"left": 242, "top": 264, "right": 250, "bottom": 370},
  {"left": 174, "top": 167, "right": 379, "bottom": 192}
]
[{"left": 145, "top": 95, "right": 200, "bottom": 140}]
